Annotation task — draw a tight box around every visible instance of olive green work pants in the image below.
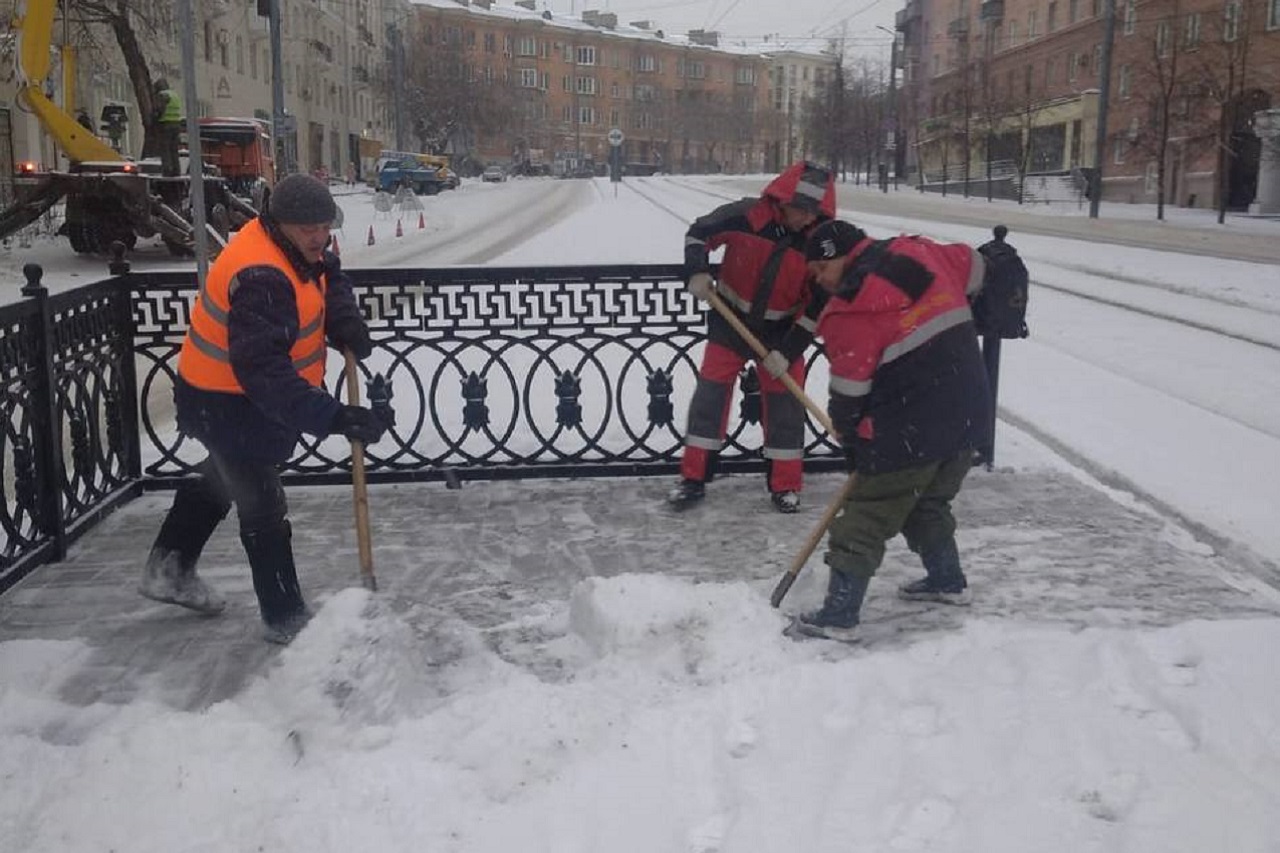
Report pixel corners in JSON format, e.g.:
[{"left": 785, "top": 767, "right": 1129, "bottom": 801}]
[{"left": 823, "top": 450, "right": 974, "bottom": 580}]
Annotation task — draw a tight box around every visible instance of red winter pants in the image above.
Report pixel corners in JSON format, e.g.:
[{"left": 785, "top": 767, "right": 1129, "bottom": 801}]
[{"left": 679, "top": 340, "right": 807, "bottom": 493}]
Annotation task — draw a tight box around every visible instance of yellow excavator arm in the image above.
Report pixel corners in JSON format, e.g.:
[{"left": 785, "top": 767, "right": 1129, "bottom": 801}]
[{"left": 14, "top": 0, "right": 125, "bottom": 164}]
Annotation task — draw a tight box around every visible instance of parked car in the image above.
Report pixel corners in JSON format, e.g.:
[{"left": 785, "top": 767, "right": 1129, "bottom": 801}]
[{"left": 481, "top": 166, "right": 506, "bottom": 183}]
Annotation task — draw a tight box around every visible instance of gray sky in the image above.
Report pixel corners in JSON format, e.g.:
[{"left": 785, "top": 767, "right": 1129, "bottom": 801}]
[{"left": 545, "top": 0, "right": 900, "bottom": 58}]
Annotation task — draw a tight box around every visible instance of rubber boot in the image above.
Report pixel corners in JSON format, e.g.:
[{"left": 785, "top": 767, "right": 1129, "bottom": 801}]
[
  {"left": 240, "top": 521, "right": 311, "bottom": 644},
  {"left": 898, "top": 539, "right": 971, "bottom": 605},
  {"left": 138, "top": 481, "right": 230, "bottom": 615},
  {"left": 795, "top": 569, "right": 870, "bottom": 641}
]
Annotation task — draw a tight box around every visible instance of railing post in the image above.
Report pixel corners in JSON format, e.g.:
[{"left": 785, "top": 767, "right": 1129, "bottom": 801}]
[
  {"left": 977, "top": 335, "right": 1002, "bottom": 469},
  {"left": 108, "top": 242, "right": 143, "bottom": 481},
  {"left": 21, "top": 263, "right": 68, "bottom": 559}
]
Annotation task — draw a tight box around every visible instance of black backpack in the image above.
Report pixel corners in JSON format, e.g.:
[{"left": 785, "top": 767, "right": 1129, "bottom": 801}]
[{"left": 972, "top": 225, "right": 1030, "bottom": 339}]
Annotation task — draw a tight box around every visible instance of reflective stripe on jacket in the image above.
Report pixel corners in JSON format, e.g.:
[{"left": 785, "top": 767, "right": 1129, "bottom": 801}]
[{"left": 178, "top": 218, "right": 327, "bottom": 394}]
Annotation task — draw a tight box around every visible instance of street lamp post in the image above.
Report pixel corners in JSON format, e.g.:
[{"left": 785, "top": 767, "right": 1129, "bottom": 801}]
[{"left": 876, "top": 25, "right": 898, "bottom": 192}]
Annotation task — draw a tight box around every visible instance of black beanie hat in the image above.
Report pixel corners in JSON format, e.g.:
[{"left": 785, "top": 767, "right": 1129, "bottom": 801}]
[
  {"left": 268, "top": 174, "right": 338, "bottom": 225},
  {"left": 805, "top": 219, "right": 866, "bottom": 262}
]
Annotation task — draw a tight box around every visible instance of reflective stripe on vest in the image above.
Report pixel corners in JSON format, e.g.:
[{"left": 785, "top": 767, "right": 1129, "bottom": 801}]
[{"left": 178, "top": 218, "right": 327, "bottom": 393}]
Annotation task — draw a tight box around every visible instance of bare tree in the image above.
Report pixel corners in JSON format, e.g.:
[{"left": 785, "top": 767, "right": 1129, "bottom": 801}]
[
  {"left": 396, "top": 27, "right": 516, "bottom": 164},
  {"left": 1119, "top": 0, "right": 1206, "bottom": 219},
  {"left": 1194, "top": 0, "right": 1275, "bottom": 221},
  {"left": 53, "top": 1, "right": 170, "bottom": 158}
]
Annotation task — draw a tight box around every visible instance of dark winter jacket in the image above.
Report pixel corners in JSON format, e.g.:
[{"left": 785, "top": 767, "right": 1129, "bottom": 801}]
[
  {"left": 175, "top": 215, "right": 364, "bottom": 464},
  {"left": 683, "top": 162, "right": 836, "bottom": 361},
  {"left": 819, "top": 233, "right": 992, "bottom": 474}
]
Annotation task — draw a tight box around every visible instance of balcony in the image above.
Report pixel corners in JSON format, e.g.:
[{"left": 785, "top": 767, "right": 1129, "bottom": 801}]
[
  {"left": 980, "top": 0, "right": 1005, "bottom": 22},
  {"left": 948, "top": 17, "right": 970, "bottom": 37}
]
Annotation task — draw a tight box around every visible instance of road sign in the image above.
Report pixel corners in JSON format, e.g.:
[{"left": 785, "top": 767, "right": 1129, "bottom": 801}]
[{"left": 607, "top": 128, "right": 624, "bottom": 148}]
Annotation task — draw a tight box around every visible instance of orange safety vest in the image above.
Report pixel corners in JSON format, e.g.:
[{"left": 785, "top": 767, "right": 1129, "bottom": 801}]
[{"left": 178, "top": 219, "right": 328, "bottom": 393}]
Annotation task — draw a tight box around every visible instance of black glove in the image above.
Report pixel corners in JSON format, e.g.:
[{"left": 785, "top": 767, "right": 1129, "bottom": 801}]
[
  {"left": 329, "top": 315, "right": 373, "bottom": 360},
  {"left": 331, "top": 405, "right": 386, "bottom": 444}
]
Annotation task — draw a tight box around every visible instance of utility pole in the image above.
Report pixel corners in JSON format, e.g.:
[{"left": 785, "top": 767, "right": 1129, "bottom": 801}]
[
  {"left": 387, "top": 22, "right": 406, "bottom": 151},
  {"left": 877, "top": 25, "right": 899, "bottom": 192},
  {"left": 268, "top": 0, "right": 290, "bottom": 175},
  {"left": 342, "top": 1, "right": 353, "bottom": 181},
  {"left": 178, "top": 0, "right": 208, "bottom": 283},
  {"left": 1090, "top": 0, "right": 1117, "bottom": 218}
]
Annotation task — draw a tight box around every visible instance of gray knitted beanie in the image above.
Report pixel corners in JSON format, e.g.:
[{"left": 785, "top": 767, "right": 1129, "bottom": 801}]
[{"left": 268, "top": 174, "right": 337, "bottom": 225}]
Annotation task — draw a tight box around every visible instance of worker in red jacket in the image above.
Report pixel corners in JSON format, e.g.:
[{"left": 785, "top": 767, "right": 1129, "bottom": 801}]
[
  {"left": 669, "top": 161, "right": 836, "bottom": 514},
  {"left": 793, "top": 219, "right": 991, "bottom": 641}
]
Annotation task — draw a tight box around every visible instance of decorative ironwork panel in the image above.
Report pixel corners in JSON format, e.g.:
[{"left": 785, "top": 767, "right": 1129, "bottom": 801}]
[
  {"left": 129, "top": 266, "right": 840, "bottom": 482},
  {"left": 0, "top": 277, "right": 137, "bottom": 590},
  {"left": 0, "top": 298, "right": 49, "bottom": 576},
  {"left": 45, "top": 285, "right": 137, "bottom": 516}
]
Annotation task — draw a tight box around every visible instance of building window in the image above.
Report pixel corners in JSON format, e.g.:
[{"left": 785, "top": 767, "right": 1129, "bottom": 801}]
[
  {"left": 1114, "top": 138, "right": 1127, "bottom": 164},
  {"left": 1223, "top": 1, "right": 1241, "bottom": 40},
  {"left": 1068, "top": 52, "right": 1080, "bottom": 82},
  {"left": 576, "top": 76, "right": 597, "bottom": 95},
  {"left": 1144, "top": 162, "right": 1158, "bottom": 193},
  {"left": 519, "top": 68, "right": 538, "bottom": 88},
  {"left": 735, "top": 66, "right": 755, "bottom": 85},
  {"left": 1123, "top": 0, "right": 1136, "bottom": 34},
  {"left": 1007, "top": 20, "right": 1019, "bottom": 46},
  {"left": 578, "top": 105, "right": 595, "bottom": 124},
  {"left": 1118, "top": 64, "right": 1131, "bottom": 97},
  {"left": 562, "top": 75, "right": 572, "bottom": 93},
  {"left": 1156, "top": 20, "right": 1171, "bottom": 56},
  {"left": 611, "top": 82, "right": 620, "bottom": 98},
  {"left": 610, "top": 109, "right": 620, "bottom": 126},
  {"left": 576, "top": 45, "right": 596, "bottom": 65},
  {"left": 1028, "top": 10, "right": 1038, "bottom": 37},
  {"left": 638, "top": 54, "right": 657, "bottom": 72},
  {"left": 1184, "top": 13, "right": 1201, "bottom": 47},
  {"left": 518, "top": 36, "right": 536, "bottom": 56},
  {"left": 1048, "top": 1, "right": 1058, "bottom": 31},
  {"left": 484, "top": 33, "right": 496, "bottom": 52},
  {"left": 1045, "top": 57, "right": 1056, "bottom": 87},
  {"left": 1069, "top": 0, "right": 1080, "bottom": 22},
  {"left": 1269, "top": 0, "right": 1280, "bottom": 28}
]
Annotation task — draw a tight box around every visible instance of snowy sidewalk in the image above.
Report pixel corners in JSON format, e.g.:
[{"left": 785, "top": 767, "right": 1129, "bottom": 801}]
[{"left": 2, "top": 428, "right": 1276, "bottom": 713}]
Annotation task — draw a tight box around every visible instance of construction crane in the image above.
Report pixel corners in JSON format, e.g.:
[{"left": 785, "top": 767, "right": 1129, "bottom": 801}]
[{"left": 0, "top": 0, "right": 260, "bottom": 255}]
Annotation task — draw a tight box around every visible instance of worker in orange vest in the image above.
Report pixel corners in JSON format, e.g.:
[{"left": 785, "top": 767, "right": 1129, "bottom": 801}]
[{"left": 139, "top": 174, "right": 385, "bottom": 644}]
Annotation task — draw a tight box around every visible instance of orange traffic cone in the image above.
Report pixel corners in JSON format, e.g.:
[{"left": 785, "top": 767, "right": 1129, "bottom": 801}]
[
  {"left": 417, "top": 211, "right": 426, "bottom": 230},
  {"left": 395, "top": 219, "right": 403, "bottom": 238},
  {"left": 331, "top": 235, "right": 341, "bottom": 256},
  {"left": 366, "top": 224, "right": 375, "bottom": 246}
]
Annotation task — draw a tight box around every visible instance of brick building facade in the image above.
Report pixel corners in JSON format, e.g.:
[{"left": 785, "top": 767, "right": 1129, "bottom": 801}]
[{"left": 897, "top": 0, "right": 1280, "bottom": 207}]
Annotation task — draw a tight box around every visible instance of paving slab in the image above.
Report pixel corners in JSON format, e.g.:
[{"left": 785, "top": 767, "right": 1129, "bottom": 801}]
[{"left": 2, "top": 465, "right": 1277, "bottom": 712}]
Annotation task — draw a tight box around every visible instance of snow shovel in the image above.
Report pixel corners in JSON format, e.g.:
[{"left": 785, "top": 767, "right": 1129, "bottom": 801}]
[
  {"left": 770, "top": 470, "right": 858, "bottom": 608},
  {"left": 704, "top": 289, "right": 836, "bottom": 438},
  {"left": 343, "top": 349, "right": 377, "bottom": 592}
]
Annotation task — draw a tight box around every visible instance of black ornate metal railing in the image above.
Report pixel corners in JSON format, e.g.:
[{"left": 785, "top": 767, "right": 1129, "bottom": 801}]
[
  {"left": 1, "top": 262, "right": 844, "bottom": 593},
  {"left": 0, "top": 264, "right": 141, "bottom": 592}
]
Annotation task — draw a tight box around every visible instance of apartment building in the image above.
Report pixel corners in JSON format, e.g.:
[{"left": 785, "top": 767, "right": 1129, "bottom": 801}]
[
  {"left": 406, "top": 0, "right": 815, "bottom": 175},
  {"left": 762, "top": 41, "right": 838, "bottom": 167},
  {"left": 896, "top": 0, "right": 1280, "bottom": 207},
  {"left": 3, "top": 0, "right": 401, "bottom": 179}
]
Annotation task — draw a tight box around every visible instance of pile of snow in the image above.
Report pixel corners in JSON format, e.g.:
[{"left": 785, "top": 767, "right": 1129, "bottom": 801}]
[{"left": 3, "top": 577, "right": 1278, "bottom": 852}]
